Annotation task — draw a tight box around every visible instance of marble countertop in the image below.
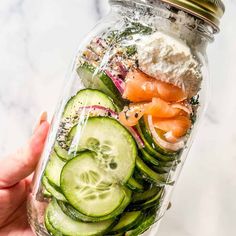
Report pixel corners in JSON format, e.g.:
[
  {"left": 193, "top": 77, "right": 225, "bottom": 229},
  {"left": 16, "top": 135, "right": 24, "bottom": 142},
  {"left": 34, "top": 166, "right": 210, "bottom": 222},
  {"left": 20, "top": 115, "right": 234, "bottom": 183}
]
[{"left": 0, "top": 0, "right": 236, "bottom": 235}]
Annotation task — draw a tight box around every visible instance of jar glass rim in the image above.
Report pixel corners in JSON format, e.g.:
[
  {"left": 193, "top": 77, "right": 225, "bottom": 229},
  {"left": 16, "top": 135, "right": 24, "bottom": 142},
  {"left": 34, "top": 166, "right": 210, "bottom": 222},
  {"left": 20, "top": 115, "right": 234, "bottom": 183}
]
[{"left": 109, "top": 0, "right": 222, "bottom": 33}]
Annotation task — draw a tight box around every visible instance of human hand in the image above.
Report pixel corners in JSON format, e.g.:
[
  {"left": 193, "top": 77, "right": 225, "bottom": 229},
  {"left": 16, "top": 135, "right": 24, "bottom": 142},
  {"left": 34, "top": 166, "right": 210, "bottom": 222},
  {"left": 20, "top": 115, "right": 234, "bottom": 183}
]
[{"left": 0, "top": 113, "right": 50, "bottom": 236}]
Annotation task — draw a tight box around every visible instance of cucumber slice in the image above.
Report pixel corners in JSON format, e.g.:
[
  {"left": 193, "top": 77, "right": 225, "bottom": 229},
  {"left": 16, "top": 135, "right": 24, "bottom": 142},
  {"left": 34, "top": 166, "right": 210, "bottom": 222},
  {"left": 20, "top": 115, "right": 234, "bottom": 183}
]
[
  {"left": 58, "top": 201, "right": 96, "bottom": 223},
  {"left": 125, "top": 211, "right": 156, "bottom": 236},
  {"left": 136, "top": 157, "right": 172, "bottom": 185},
  {"left": 42, "top": 177, "right": 67, "bottom": 202},
  {"left": 77, "top": 62, "right": 124, "bottom": 109},
  {"left": 61, "top": 152, "right": 129, "bottom": 218},
  {"left": 45, "top": 152, "right": 66, "bottom": 188},
  {"left": 129, "top": 188, "right": 163, "bottom": 211},
  {"left": 63, "top": 89, "right": 116, "bottom": 118},
  {"left": 46, "top": 199, "right": 115, "bottom": 236},
  {"left": 140, "top": 149, "right": 160, "bottom": 167},
  {"left": 139, "top": 118, "right": 179, "bottom": 156},
  {"left": 42, "top": 188, "right": 52, "bottom": 198},
  {"left": 126, "top": 177, "right": 144, "bottom": 193},
  {"left": 154, "top": 158, "right": 180, "bottom": 173},
  {"left": 136, "top": 123, "right": 176, "bottom": 162},
  {"left": 109, "top": 211, "right": 143, "bottom": 235},
  {"left": 58, "top": 188, "right": 131, "bottom": 222},
  {"left": 158, "top": 159, "right": 178, "bottom": 168},
  {"left": 45, "top": 213, "right": 61, "bottom": 236},
  {"left": 140, "top": 149, "right": 177, "bottom": 174},
  {"left": 151, "top": 166, "right": 169, "bottom": 174},
  {"left": 68, "top": 117, "right": 137, "bottom": 183},
  {"left": 133, "top": 171, "right": 151, "bottom": 190},
  {"left": 151, "top": 164, "right": 173, "bottom": 174},
  {"left": 54, "top": 141, "right": 74, "bottom": 161},
  {"left": 132, "top": 186, "right": 161, "bottom": 205}
]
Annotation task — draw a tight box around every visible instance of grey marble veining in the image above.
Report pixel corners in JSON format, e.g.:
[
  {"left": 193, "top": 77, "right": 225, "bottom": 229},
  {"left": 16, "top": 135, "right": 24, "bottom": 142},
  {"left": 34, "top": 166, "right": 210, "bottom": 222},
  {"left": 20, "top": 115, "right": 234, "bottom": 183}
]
[{"left": 0, "top": 0, "right": 236, "bottom": 235}]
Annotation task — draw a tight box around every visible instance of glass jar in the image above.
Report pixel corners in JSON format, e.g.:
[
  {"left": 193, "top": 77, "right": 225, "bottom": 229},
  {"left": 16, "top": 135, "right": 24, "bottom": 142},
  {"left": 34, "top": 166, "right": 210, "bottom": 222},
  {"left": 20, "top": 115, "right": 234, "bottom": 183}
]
[{"left": 28, "top": 0, "right": 225, "bottom": 235}]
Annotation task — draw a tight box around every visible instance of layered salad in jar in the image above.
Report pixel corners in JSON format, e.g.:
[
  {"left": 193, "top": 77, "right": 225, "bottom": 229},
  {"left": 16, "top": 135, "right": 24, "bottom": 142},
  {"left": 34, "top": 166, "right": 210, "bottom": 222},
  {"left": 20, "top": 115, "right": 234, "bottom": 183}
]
[{"left": 40, "top": 20, "right": 202, "bottom": 236}]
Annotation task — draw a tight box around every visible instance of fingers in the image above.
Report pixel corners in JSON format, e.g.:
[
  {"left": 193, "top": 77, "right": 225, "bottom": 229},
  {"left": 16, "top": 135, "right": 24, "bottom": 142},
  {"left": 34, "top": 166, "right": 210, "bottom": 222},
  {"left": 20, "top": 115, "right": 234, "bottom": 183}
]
[
  {"left": 33, "top": 111, "right": 48, "bottom": 133},
  {"left": 0, "top": 181, "right": 27, "bottom": 227},
  {"left": 0, "top": 119, "right": 50, "bottom": 189}
]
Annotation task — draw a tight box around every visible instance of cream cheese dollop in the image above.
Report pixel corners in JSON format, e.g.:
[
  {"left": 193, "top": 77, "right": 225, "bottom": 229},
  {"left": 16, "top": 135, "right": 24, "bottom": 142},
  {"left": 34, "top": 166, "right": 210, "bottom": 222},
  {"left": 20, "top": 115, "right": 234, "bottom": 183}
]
[{"left": 137, "top": 32, "right": 202, "bottom": 98}]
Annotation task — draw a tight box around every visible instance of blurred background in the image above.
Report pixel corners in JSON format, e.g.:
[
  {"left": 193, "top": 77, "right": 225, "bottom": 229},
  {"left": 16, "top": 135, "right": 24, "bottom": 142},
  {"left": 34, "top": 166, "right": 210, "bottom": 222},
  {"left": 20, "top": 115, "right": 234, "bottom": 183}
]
[{"left": 0, "top": 0, "right": 235, "bottom": 235}]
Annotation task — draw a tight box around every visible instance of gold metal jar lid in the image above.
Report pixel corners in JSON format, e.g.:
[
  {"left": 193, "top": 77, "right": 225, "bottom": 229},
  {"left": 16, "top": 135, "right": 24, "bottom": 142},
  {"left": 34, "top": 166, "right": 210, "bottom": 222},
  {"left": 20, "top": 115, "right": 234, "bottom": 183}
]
[{"left": 161, "top": 0, "right": 225, "bottom": 31}]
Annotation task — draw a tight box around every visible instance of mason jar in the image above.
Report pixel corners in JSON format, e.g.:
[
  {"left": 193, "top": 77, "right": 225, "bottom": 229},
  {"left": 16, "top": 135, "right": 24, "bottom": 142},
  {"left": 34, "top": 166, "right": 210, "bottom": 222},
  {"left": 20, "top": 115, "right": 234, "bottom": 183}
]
[{"left": 27, "top": 0, "right": 225, "bottom": 235}]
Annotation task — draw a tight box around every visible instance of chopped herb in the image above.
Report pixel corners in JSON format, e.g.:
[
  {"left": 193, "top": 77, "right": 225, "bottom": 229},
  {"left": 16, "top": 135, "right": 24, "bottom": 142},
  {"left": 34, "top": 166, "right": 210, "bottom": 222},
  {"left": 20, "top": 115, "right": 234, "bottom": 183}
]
[
  {"left": 105, "top": 22, "right": 153, "bottom": 46},
  {"left": 106, "top": 30, "right": 119, "bottom": 43},
  {"left": 189, "top": 95, "right": 200, "bottom": 106},
  {"left": 125, "top": 45, "right": 137, "bottom": 57},
  {"left": 117, "top": 22, "right": 153, "bottom": 41},
  {"left": 190, "top": 113, "right": 197, "bottom": 124}
]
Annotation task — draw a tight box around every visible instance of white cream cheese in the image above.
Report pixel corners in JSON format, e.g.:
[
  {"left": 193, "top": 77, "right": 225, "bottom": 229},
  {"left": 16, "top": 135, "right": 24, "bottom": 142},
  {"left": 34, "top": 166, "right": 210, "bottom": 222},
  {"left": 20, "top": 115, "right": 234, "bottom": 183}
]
[{"left": 137, "top": 32, "right": 201, "bottom": 97}]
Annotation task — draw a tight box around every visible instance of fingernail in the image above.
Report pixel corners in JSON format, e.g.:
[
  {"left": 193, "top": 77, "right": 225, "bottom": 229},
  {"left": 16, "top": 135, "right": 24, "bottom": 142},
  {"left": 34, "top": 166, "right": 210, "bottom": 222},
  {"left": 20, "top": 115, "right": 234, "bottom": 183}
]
[
  {"left": 33, "top": 112, "right": 48, "bottom": 133},
  {"left": 39, "top": 112, "right": 48, "bottom": 125}
]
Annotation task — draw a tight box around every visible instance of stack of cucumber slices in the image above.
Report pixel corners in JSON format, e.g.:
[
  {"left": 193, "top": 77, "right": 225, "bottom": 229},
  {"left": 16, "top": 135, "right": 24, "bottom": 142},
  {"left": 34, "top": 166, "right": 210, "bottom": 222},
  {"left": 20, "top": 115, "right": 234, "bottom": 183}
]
[{"left": 42, "top": 85, "right": 179, "bottom": 235}]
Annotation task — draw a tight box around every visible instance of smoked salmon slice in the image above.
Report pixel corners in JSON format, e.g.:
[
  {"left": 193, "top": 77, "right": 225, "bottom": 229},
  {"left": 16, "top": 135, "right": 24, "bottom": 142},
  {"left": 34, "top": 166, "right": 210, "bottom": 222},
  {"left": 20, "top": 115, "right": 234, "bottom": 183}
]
[
  {"left": 153, "top": 116, "right": 191, "bottom": 138},
  {"left": 123, "top": 69, "right": 187, "bottom": 103},
  {"left": 144, "top": 98, "right": 182, "bottom": 118},
  {"left": 119, "top": 104, "right": 145, "bottom": 127},
  {"left": 119, "top": 98, "right": 187, "bottom": 127}
]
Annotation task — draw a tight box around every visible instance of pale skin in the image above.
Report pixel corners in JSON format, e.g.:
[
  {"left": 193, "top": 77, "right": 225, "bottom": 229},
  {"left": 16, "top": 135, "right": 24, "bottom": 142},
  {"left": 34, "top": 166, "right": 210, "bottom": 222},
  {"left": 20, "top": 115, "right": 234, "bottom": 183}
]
[{"left": 0, "top": 113, "right": 50, "bottom": 236}]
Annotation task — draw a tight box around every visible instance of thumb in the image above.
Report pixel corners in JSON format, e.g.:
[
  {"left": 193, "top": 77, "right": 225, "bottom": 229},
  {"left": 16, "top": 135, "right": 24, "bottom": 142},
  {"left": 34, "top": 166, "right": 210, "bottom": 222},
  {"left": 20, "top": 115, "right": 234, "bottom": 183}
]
[{"left": 0, "top": 118, "right": 50, "bottom": 189}]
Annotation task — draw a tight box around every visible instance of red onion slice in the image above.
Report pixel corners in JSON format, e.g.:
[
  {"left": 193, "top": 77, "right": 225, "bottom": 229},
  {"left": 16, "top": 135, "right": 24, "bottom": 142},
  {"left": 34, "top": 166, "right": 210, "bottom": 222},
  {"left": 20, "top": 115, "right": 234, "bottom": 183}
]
[
  {"left": 147, "top": 115, "right": 185, "bottom": 151},
  {"left": 171, "top": 102, "right": 192, "bottom": 114},
  {"left": 105, "top": 70, "right": 125, "bottom": 94},
  {"left": 164, "top": 131, "right": 187, "bottom": 144},
  {"left": 127, "top": 126, "right": 145, "bottom": 148},
  {"left": 117, "top": 62, "right": 128, "bottom": 79}
]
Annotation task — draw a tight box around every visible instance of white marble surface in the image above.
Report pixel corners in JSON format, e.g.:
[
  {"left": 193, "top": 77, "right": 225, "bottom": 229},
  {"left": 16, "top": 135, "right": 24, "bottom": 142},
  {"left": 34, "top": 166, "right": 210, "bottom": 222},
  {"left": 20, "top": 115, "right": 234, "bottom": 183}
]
[{"left": 0, "top": 0, "right": 236, "bottom": 235}]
